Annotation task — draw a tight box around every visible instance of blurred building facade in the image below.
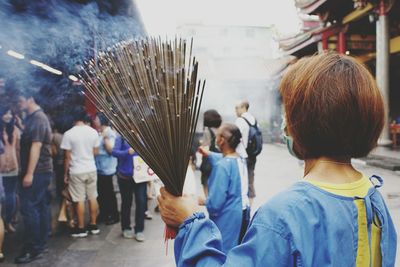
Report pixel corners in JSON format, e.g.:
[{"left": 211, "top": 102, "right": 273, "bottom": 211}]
[{"left": 177, "top": 23, "right": 284, "bottom": 139}]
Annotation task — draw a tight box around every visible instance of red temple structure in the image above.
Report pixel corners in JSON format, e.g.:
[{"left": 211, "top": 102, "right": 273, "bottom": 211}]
[{"left": 278, "top": 0, "right": 400, "bottom": 147}]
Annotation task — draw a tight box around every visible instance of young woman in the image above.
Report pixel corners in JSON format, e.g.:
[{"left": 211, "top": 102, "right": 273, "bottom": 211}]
[
  {"left": 200, "top": 109, "right": 222, "bottom": 197},
  {"left": 112, "top": 136, "right": 147, "bottom": 241},
  {"left": 94, "top": 113, "right": 119, "bottom": 225},
  {"left": 198, "top": 123, "right": 249, "bottom": 252},
  {"left": 0, "top": 107, "right": 20, "bottom": 233},
  {"left": 157, "top": 53, "right": 397, "bottom": 266}
]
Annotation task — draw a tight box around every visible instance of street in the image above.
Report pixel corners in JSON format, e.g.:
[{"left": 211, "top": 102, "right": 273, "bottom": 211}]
[{"left": 2, "top": 144, "right": 400, "bottom": 266}]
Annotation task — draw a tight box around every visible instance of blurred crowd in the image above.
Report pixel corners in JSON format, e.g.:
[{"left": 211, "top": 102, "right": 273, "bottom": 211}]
[
  {"left": 0, "top": 89, "right": 158, "bottom": 264},
  {"left": 0, "top": 84, "right": 262, "bottom": 265}
]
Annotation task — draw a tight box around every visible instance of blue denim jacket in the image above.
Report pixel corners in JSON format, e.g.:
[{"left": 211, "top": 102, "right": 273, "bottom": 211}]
[
  {"left": 174, "top": 176, "right": 397, "bottom": 267},
  {"left": 95, "top": 127, "right": 117, "bottom": 176}
]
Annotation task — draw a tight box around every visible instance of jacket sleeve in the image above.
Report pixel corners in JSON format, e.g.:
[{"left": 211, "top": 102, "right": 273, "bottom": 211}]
[
  {"left": 205, "top": 163, "right": 229, "bottom": 216},
  {"left": 111, "top": 137, "right": 129, "bottom": 158},
  {"left": 174, "top": 212, "right": 295, "bottom": 267},
  {"left": 207, "top": 152, "right": 223, "bottom": 167}
]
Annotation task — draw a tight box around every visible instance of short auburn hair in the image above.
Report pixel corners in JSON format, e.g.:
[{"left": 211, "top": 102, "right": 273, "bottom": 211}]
[{"left": 280, "top": 52, "right": 384, "bottom": 159}]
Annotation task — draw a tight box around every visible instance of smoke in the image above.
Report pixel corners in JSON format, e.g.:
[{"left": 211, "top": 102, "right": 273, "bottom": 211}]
[{"left": 0, "top": 0, "right": 145, "bottom": 129}]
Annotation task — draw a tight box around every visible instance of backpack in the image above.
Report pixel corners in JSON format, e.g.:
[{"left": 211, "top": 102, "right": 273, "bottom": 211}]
[{"left": 242, "top": 117, "right": 263, "bottom": 157}]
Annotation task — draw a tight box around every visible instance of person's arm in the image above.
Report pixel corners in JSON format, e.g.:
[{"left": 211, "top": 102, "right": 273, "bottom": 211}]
[
  {"left": 207, "top": 152, "right": 223, "bottom": 166},
  {"left": 205, "top": 164, "right": 229, "bottom": 216},
  {"left": 158, "top": 188, "right": 294, "bottom": 267},
  {"left": 174, "top": 214, "right": 294, "bottom": 267},
  {"left": 51, "top": 137, "right": 58, "bottom": 158},
  {"left": 15, "top": 127, "right": 21, "bottom": 167},
  {"left": 112, "top": 137, "right": 130, "bottom": 157},
  {"left": 93, "top": 131, "right": 100, "bottom": 156},
  {"left": 22, "top": 120, "right": 47, "bottom": 187},
  {"left": 102, "top": 131, "right": 115, "bottom": 154},
  {"left": 22, "top": 141, "right": 42, "bottom": 187},
  {"left": 103, "top": 138, "right": 113, "bottom": 154},
  {"left": 60, "top": 132, "right": 71, "bottom": 183},
  {"left": 64, "top": 150, "right": 71, "bottom": 184}
]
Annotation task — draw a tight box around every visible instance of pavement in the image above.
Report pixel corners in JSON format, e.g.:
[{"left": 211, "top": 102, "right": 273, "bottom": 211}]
[
  {"left": 362, "top": 146, "right": 400, "bottom": 171},
  {"left": 2, "top": 144, "right": 400, "bottom": 266}
]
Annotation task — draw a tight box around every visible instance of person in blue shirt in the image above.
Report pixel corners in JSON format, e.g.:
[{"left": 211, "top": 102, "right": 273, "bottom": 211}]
[
  {"left": 157, "top": 53, "right": 397, "bottom": 267},
  {"left": 94, "top": 113, "right": 119, "bottom": 225},
  {"left": 198, "top": 123, "right": 249, "bottom": 253},
  {"left": 112, "top": 136, "right": 147, "bottom": 242}
]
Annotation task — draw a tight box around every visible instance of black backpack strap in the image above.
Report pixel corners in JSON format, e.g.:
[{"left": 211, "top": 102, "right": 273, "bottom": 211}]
[
  {"left": 241, "top": 117, "right": 257, "bottom": 127},
  {"left": 208, "top": 127, "right": 215, "bottom": 139},
  {"left": 208, "top": 127, "right": 217, "bottom": 152}
]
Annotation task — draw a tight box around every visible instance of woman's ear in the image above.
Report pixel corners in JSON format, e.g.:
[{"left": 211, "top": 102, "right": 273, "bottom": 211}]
[{"left": 217, "top": 136, "right": 224, "bottom": 148}]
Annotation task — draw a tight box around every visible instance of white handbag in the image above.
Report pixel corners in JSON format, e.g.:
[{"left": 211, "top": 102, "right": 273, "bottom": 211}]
[{"left": 132, "top": 155, "right": 158, "bottom": 183}]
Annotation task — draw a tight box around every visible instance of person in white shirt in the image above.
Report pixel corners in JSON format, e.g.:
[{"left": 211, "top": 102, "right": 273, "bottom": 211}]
[
  {"left": 61, "top": 108, "right": 100, "bottom": 238},
  {"left": 235, "top": 100, "right": 258, "bottom": 206}
]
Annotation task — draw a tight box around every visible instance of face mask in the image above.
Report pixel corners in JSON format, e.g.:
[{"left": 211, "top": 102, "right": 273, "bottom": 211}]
[{"left": 281, "top": 117, "right": 298, "bottom": 158}]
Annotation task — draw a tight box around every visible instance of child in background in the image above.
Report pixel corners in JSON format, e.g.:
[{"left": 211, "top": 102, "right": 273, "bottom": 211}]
[{"left": 199, "top": 110, "right": 222, "bottom": 197}]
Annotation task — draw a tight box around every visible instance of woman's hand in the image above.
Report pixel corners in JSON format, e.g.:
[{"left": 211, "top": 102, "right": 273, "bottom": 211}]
[
  {"left": 157, "top": 187, "right": 199, "bottom": 228},
  {"left": 198, "top": 146, "right": 210, "bottom": 157}
]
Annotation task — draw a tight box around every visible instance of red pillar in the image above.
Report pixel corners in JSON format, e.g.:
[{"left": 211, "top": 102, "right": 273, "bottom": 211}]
[
  {"left": 85, "top": 89, "right": 97, "bottom": 116},
  {"left": 337, "top": 32, "right": 346, "bottom": 54},
  {"left": 379, "top": 0, "right": 386, "bottom": 16},
  {"left": 322, "top": 37, "right": 328, "bottom": 50}
]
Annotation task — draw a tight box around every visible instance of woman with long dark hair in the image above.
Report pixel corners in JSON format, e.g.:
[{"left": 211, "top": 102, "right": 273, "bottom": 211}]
[
  {"left": 0, "top": 106, "right": 20, "bottom": 233},
  {"left": 199, "top": 109, "right": 222, "bottom": 197}
]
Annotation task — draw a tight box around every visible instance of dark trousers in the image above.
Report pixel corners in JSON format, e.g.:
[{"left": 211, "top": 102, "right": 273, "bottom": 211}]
[
  {"left": 238, "top": 207, "right": 250, "bottom": 243},
  {"left": 2, "top": 175, "right": 18, "bottom": 224},
  {"left": 247, "top": 156, "right": 257, "bottom": 198},
  {"left": 117, "top": 175, "right": 147, "bottom": 233},
  {"left": 97, "top": 173, "right": 119, "bottom": 221},
  {"left": 20, "top": 172, "right": 52, "bottom": 253}
]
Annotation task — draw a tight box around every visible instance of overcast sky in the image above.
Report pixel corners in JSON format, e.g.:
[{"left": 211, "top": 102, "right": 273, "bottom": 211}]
[{"left": 135, "top": 0, "right": 301, "bottom": 37}]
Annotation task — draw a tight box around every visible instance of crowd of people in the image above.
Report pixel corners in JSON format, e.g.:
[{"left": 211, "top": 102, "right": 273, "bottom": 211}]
[
  {"left": 0, "top": 90, "right": 155, "bottom": 264},
  {"left": 1, "top": 52, "right": 394, "bottom": 267},
  {"left": 0, "top": 81, "right": 263, "bottom": 265}
]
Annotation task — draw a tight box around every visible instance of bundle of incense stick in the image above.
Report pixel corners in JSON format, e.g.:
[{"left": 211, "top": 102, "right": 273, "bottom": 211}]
[{"left": 81, "top": 38, "right": 204, "bottom": 198}]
